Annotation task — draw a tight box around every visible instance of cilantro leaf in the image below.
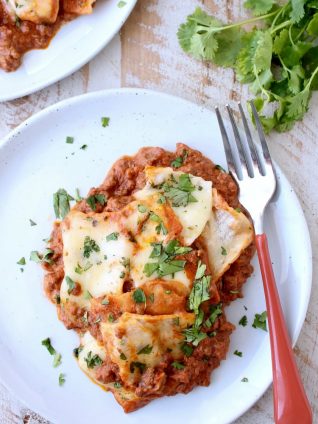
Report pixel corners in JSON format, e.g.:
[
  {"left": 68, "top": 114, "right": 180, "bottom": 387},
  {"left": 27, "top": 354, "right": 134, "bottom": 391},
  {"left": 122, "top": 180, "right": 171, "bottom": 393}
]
[
  {"left": 189, "top": 275, "right": 210, "bottom": 314},
  {"left": 53, "top": 189, "right": 74, "bottom": 219},
  {"left": 239, "top": 315, "right": 248, "bottom": 326},
  {"left": 132, "top": 288, "right": 146, "bottom": 304},
  {"left": 244, "top": 0, "right": 275, "bottom": 16},
  {"left": 58, "top": 373, "right": 66, "bottom": 386},
  {"left": 84, "top": 351, "right": 103, "bottom": 368},
  {"left": 290, "top": 0, "right": 306, "bottom": 23},
  {"left": 137, "top": 345, "right": 153, "bottom": 355},
  {"left": 252, "top": 311, "right": 268, "bottom": 331}
]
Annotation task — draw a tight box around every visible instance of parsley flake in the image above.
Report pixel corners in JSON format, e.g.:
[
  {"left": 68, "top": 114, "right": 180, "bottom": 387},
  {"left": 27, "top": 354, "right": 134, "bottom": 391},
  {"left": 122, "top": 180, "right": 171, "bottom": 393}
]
[
  {"left": 239, "top": 315, "right": 248, "bottom": 326},
  {"left": 132, "top": 288, "right": 146, "bottom": 304},
  {"left": 252, "top": 311, "right": 268, "bottom": 331},
  {"left": 106, "top": 232, "right": 119, "bottom": 242},
  {"left": 234, "top": 350, "right": 243, "bottom": 357},
  {"left": 59, "top": 373, "right": 66, "bottom": 386},
  {"left": 137, "top": 345, "right": 153, "bottom": 355},
  {"left": 101, "top": 117, "right": 110, "bottom": 127}
]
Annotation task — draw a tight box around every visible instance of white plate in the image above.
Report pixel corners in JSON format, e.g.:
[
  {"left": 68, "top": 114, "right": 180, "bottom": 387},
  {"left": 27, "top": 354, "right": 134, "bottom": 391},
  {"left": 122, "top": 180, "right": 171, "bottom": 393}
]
[
  {"left": 0, "top": 0, "right": 136, "bottom": 102},
  {"left": 0, "top": 89, "right": 312, "bottom": 424}
]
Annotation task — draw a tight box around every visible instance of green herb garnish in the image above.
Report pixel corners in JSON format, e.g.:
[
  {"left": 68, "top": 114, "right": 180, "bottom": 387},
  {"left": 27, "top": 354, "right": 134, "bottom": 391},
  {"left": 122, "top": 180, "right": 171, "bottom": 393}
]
[
  {"left": 132, "top": 288, "right": 146, "bottom": 304},
  {"left": 106, "top": 232, "right": 119, "bottom": 242},
  {"left": 84, "top": 351, "right": 103, "bottom": 368},
  {"left": 66, "top": 136, "right": 74, "bottom": 144},
  {"left": 137, "top": 345, "right": 153, "bottom": 355},
  {"left": 101, "top": 117, "right": 110, "bottom": 127},
  {"left": 171, "top": 361, "right": 185, "bottom": 369},
  {"left": 130, "top": 361, "right": 146, "bottom": 373},
  {"left": 17, "top": 257, "right": 26, "bottom": 266},
  {"left": 65, "top": 276, "right": 76, "bottom": 294},
  {"left": 86, "top": 194, "right": 107, "bottom": 211},
  {"left": 239, "top": 315, "right": 248, "bottom": 327},
  {"left": 83, "top": 236, "right": 100, "bottom": 258},
  {"left": 234, "top": 350, "right": 243, "bottom": 357},
  {"left": 59, "top": 373, "right": 66, "bottom": 386},
  {"left": 252, "top": 311, "right": 268, "bottom": 331},
  {"left": 178, "top": 2, "right": 318, "bottom": 133},
  {"left": 53, "top": 188, "right": 74, "bottom": 219}
]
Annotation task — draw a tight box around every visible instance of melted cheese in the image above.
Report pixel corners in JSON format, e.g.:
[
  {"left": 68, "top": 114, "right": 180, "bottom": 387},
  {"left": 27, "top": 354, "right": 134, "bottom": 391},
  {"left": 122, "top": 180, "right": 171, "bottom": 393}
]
[
  {"left": 5, "top": 0, "right": 59, "bottom": 23},
  {"left": 100, "top": 312, "right": 194, "bottom": 386},
  {"left": 202, "top": 189, "right": 254, "bottom": 282},
  {"left": 77, "top": 331, "right": 106, "bottom": 378},
  {"left": 60, "top": 211, "right": 134, "bottom": 308},
  {"left": 63, "top": 0, "right": 96, "bottom": 15},
  {"left": 134, "top": 166, "right": 212, "bottom": 245}
]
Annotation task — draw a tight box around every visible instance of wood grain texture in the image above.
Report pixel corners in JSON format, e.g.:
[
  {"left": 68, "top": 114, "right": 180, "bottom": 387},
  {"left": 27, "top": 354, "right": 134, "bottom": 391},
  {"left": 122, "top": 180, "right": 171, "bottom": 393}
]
[{"left": 1, "top": 1, "right": 318, "bottom": 423}]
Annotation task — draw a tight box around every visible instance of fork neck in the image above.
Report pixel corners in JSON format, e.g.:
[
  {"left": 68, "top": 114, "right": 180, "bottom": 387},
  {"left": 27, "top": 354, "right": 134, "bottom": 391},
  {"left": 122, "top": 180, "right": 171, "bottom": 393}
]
[{"left": 253, "top": 214, "right": 264, "bottom": 235}]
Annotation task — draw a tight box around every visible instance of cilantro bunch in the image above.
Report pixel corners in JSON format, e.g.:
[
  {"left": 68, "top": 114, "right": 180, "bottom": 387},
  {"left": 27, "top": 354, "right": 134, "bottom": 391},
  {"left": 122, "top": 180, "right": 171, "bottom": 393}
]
[{"left": 178, "top": 0, "right": 318, "bottom": 132}]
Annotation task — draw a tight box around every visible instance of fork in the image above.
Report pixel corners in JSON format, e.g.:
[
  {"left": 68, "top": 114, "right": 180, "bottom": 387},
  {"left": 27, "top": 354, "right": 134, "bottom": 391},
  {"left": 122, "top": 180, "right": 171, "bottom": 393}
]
[{"left": 215, "top": 102, "right": 312, "bottom": 424}]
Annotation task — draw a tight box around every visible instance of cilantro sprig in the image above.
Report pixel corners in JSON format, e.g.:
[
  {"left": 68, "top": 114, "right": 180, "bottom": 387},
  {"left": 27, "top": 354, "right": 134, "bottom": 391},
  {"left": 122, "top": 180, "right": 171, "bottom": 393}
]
[
  {"left": 183, "top": 261, "right": 223, "bottom": 347},
  {"left": 178, "top": 1, "right": 318, "bottom": 132},
  {"left": 143, "top": 239, "right": 191, "bottom": 278}
]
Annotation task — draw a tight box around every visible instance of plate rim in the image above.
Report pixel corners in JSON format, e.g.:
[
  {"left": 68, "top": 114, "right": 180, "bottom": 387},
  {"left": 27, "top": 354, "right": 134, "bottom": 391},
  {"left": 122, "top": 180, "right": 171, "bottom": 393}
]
[
  {"left": 0, "top": 87, "right": 313, "bottom": 423},
  {"left": 0, "top": 1, "right": 137, "bottom": 102}
]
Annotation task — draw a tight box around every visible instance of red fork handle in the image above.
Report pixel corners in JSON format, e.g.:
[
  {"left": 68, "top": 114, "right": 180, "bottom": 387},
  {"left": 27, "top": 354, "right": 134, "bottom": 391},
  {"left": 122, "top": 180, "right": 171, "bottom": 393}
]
[{"left": 255, "top": 234, "right": 312, "bottom": 424}]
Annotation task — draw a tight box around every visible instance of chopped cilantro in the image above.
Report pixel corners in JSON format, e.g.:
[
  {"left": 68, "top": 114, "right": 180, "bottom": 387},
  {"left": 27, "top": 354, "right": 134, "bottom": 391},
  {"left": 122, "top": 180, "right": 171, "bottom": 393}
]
[
  {"left": 53, "top": 188, "right": 74, "bottom": 219},
  {"left": 86, "top": 194, "right": 107, "bottom": 211},
  {"left": 84, "top": 351, "right": 103, "bottom": 368},
  {"left": 171, "top": 361, "right": 185, "bottom": 370},
  {"left": 30, "top": 249, "right": 54, "bottom": 265},
  {"left": 83, "top": 236, "right": 100, "bottom": 258},
  {"left": 114, "top": 381, "right": 122, "bottom": 388},
  {"left": 234, "top": 350, "right": 243, "bottom": 357},
  {"left": 41, "top": 338, "right": 56, "bottom": 355},
  {"left": 117, "top": 0, "right": 126, "bottom": 7},
  {"left": 59, "top": 373, "right": 66, "bottom": 386},
  {"left": 80, "top": 144, "right": 88, "bottom": 150},
  {"left": 239, "top": 315, "right": 248, "bottom": 326},
  {"left": 130, "top": 361, "right": 146, "bottom": 373},
  {"left": 53, "top": 353, "right": 62, "bottom": 368},
  {"left": 132, "top": 288, "right": 146, "bottom": 304},
  {"left": 149, "top": 293, "right": 155, "bottom": 303},
  {"left": 84, "top": 290, "right": 93, "bottom": 300},
  {"left": 73, "top": 346, "right": 83, "bottom": 358},
  {"left": 137, "top": 204, "right": 148, "bottom": 213},
  {"left": 241, "top": 377, "right": 249, "bottom": 382},
  {"left": 137, "top": 345, "right": 153, "bottom": 355},
  {"left": 29, "top": 219, "right": 37, "bottom": 226},
  {"left": 235, "top": 207, "right": 242, "bottom": 213},
  {"left": 65, "top": 276, "right": 76, "bottom": 294},
  {"left": 17, "top": 257, "right": 26, "bottom": 266},
  {"left": 106, "top": 232, "right": 119, "bottom": 241},
  {"left": 181, "top": 343, "right": 193, "bottom": 357},
  {"left": 75, "top": 261, "right": 93, "bottom": 274},
  {"left": 101, "top": 117, "right": 110, "bottom": 127},
  {"left": 171, "top": 149, "right": 188, "bottom": 168},
  {"left": 66, "top": 136, "right": 74, "bottom": 144},
  {"left": 221, "top": 246, "right": 227, "bottom": 256},
  {"left": 204, "top": 304, "right": 223, "bottom": 327},
  {"left": 108, "top": 313, "right": 115, "bottom": 322},
  {"left": 252, "top": 311, "right": 268, "bottom": 331},
  {"left": 215, "top": 164, "right": 226, "bottom": 172},
  {"left": 120, "top": 352, "right": 127, "bottom": 360}
]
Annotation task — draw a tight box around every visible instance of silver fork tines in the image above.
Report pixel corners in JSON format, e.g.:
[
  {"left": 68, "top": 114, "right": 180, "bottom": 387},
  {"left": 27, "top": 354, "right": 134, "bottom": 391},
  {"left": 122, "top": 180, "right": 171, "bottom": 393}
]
[{"left": 215, "top": 101, "right": 277, "bottom": 234}]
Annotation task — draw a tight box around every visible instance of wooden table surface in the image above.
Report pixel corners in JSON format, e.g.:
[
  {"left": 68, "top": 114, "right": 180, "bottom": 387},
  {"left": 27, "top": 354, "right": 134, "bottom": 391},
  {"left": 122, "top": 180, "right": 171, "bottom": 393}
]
[{"left": 0, "top": 1, "right": 317, "bottom": 423}]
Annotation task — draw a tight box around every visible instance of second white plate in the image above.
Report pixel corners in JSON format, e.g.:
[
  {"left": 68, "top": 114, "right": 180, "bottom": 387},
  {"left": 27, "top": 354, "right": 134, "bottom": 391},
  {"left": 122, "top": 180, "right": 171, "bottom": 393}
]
[{"left": 0, "top": 0, "right": 137, "bottom": 101}]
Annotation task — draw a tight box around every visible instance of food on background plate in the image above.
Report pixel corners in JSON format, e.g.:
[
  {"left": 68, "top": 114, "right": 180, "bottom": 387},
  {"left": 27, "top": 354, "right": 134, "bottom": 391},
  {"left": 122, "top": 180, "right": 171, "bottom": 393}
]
[
  {"left": 178, "top": 0, "right": 318, "bottom": 133},
  {"left": 42, "top": 144, "right": 255, "bottom": 412},
  {"left": 0, "top": 0, "right": 96, "bottom": 72}
]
